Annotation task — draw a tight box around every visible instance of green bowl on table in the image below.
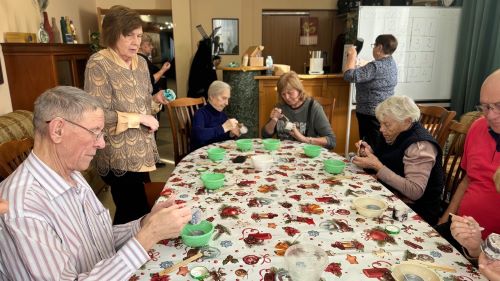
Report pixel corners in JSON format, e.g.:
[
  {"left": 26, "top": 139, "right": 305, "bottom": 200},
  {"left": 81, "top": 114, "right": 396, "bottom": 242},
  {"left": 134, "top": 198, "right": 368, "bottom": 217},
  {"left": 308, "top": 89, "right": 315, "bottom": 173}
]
[
  {"left": 262, "top": 138, "right": 281, "bottom": 151},
  {"left": 323, "top": 159, "right": 346, "bottom": 174},
  {"left": 181, "top": 220, "right": 215, "bottom": 247},
  {"left": 207, "top": 147, "right": 226, "bottom": 162},
  {"left": 201, "top": 173, "right": 225, "bottom": 190},
  {"left": 303, "top": 144, "right": 322, "bottom": 158},
  {"left": 236, "top": 139, "right": 253, "bottom": 151}
]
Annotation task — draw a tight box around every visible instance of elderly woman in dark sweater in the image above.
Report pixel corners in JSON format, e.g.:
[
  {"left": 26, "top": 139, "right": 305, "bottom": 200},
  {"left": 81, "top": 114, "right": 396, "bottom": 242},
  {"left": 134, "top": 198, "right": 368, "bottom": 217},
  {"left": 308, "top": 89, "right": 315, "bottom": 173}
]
[
  {"left": 191, "top": 81, "right": 241, "bottom": 150},
  {"left": 344, "top": 34, "right": 398, "bottom": 148},
  {"left": 352, "top": 95, "right": 444, "bottom": 225},
  {"left": 262, "top": 71, "right": 336, "bottom": 149}
]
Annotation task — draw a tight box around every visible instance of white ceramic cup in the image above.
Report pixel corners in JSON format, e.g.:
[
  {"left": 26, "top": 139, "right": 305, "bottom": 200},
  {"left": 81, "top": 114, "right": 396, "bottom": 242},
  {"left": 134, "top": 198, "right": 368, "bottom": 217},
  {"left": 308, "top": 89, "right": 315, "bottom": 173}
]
[{"left": 284, "top": 244, "right": 328, "bottom": 281}]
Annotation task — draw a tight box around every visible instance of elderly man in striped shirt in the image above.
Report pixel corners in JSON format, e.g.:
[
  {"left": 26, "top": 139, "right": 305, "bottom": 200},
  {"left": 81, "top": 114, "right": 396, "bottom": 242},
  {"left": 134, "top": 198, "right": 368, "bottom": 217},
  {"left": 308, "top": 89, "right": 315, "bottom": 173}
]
[{"left": 0, "top": 86, "right": 191, "bottom": 280}]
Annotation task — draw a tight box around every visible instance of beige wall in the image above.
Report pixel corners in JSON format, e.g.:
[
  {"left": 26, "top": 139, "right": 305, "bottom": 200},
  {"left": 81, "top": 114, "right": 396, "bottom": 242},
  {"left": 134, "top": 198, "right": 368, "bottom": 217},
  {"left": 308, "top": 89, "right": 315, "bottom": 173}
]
[
  {"left": 0, "top": 0, "right": 98, "bottom": 114},
  {"left": 0, "top": 0, "right": 337, "bottom": 114}
]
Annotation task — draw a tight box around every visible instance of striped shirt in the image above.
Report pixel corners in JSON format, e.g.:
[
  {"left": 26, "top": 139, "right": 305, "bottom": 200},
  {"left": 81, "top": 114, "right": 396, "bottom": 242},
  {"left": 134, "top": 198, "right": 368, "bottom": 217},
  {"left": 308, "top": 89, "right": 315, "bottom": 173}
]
[{"left": 0, "top": 153, "right": 149, "bottom": 280}]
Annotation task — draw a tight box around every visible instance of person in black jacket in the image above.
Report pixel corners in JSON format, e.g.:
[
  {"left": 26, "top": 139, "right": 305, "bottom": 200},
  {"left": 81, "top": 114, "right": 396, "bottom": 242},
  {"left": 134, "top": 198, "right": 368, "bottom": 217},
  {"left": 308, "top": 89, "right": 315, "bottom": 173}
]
[
  {"left": 352, "top": 95, "right": 444, "bottom": 225},
  {"left": 138, "top": 34, "right": 170, "bottom": 95}
]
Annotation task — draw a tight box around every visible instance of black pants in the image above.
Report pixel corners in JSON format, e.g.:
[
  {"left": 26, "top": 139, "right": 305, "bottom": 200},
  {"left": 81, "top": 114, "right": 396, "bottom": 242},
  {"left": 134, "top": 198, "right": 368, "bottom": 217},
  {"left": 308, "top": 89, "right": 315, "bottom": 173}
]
[
  {"left": 102, "top": 171, "right": 150, "bottom": 225},
  {"left": 356, "top": 112, "right": 381, "bottom": 148}
]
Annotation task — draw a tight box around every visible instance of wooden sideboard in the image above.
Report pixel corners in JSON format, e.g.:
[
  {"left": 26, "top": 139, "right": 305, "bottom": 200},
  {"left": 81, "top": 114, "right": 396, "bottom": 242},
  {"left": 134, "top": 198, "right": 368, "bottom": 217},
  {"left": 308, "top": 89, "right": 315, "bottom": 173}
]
[
  {"left": 1, "top": 43, "right": 91, "bottom": 111},
  {"left": 255, "top": 74, "right": 360, "bottom": 155}
]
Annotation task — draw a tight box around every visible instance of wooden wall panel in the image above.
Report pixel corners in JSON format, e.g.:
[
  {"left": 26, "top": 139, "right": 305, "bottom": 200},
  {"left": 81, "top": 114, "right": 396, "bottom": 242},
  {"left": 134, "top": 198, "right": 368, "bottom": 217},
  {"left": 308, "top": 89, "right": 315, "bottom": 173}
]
[{"left": 262, "top": 11, "right": 334, "bottom": 75}]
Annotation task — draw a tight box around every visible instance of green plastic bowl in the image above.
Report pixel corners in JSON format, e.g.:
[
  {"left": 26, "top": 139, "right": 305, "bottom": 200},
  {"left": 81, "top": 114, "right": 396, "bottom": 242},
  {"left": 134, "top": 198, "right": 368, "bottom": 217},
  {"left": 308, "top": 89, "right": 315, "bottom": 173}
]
[
  {"left": 324, "top": 159, "right": 346, "bottom": 174},
  {"left": 207, "top": 147, "right": 226, "bottom": 162},
  {"left": 181, "top": 220, "right": 215, "bottom": 247},
  {"left": 262, "top": 138, "right": 281, "bottom": 151},
  {"left": 201, "top": 173, "right": 225, "bottom": 190},
  {"left": 236, "top": 139, "right": 253, "bottom": 151},
  {"left": 303, "top": 144, "right": 322, "bottom": 158}
]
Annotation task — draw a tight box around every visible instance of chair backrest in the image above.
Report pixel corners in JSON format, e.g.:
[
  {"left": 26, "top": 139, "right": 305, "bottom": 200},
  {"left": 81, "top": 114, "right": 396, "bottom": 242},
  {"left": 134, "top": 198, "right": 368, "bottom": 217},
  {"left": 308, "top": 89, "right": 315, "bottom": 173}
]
[
  {"left": 440, "top": 120, "right": 470, "bottom": 211},
  {"left": 312, "top": 96, "right": 336, "bottom": 126},
  {"left": 166, "top": 97, "right": 206, "bottom": 165},
  {"left": 0, "top": 137, "right": 34, "bottom": 180},
  {"left": 417, "top": 104, "right": 456, "bottom": 148}
]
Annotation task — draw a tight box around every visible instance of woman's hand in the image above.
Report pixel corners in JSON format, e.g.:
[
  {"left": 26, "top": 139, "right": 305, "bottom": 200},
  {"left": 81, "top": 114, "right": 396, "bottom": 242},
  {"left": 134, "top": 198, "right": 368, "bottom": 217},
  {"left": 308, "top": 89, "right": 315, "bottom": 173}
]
[
  {"left": 289, "top": 126, "right": 306, "bottom": 143},
  {"left": 161, "top": 61, "right": 171, "bottom": 72},
  {"left": 355, "top": 140, "right": 372, "bottom": 157},
  {"left": 222, "top": 118, "right": 239, "bottom": 133},
  {"left": 153, "top": 90, "right": 169, "bottom": 105},
  {"left": 270, "top": 108, "right": 282, "bottom": 121},
  {"left": 450, "top": 215, "right": 482, "bottom": 258},
  {"left": 140, "top": 114, "right": 160, "bottom": 133},
  {"left": 352, "top": 149, "right": 384, "bottom": 171},
  {"left": 346, "top": 46, "right": 358, "bottom": 58}
]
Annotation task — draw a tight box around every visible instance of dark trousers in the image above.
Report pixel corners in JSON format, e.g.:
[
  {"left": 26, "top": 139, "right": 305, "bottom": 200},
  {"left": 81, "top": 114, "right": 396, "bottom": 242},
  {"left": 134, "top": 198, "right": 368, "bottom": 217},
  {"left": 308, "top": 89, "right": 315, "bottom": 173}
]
[
  {"left": 102, "top": 171, "right": 150, "bottom": 225},
  {"left": 356, "top": 112, "right": 381, "bottom": 148}
]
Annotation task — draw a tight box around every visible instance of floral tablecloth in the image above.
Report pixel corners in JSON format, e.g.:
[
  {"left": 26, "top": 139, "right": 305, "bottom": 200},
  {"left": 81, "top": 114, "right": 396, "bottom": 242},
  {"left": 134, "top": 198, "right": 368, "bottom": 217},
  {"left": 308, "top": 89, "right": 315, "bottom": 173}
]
[{"left": 131, "top": 139, "right": 485, "bottom": 281}]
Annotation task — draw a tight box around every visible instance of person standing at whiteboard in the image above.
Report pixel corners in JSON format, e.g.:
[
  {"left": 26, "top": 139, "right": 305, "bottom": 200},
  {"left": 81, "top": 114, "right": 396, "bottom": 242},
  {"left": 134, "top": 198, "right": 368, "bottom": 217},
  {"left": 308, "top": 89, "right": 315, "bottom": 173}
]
[{"left": 343, "top": 34, "right": 398, "bottom": 148}]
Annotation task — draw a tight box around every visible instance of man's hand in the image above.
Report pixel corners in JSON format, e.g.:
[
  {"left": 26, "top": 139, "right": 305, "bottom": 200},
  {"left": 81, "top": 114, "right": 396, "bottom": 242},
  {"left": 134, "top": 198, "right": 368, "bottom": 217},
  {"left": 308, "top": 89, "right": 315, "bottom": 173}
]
[
  {"left": 450, "top": 215, "right": 483, "bottom": 258},
  {"left": 0, "top": 199, "right": 8, "bottom": 215},
  {"left": 479, "top": 253, "right": 500, "bottom": 281},
  {"left": 136, "top": 204, "right": 192, "bottom": 250}
]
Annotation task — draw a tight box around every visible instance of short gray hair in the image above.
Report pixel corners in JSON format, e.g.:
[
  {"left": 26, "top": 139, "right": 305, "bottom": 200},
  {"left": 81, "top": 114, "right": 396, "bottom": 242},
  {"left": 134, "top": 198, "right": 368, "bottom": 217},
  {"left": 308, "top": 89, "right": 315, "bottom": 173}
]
[
  {"left": 375, "top": 95, "right": 420, "bottom": 123},
  {"left": 141, "top": 33, "right": 153, "bottom": 45},
  {"left": 208, "top": 81, "right": 230, "bottom": 99},
  {"left": 33, "top": 86, "right": 103, "bottom": 135}
]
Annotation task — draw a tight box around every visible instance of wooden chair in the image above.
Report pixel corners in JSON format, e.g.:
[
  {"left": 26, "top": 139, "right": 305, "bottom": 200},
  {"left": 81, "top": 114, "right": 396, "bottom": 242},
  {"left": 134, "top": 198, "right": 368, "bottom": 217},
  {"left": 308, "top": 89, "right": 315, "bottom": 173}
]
[
  {"left": 166, "top": 97, "right": 206, "bottom": 165},
  {"left": 0, "top": 138, "right": 34, "bottom": 180},
  {"left": 417, "top": 104, "right": 456, "bottom": 148},
  {"left": 440, "top": 120, "right": 470, "bottom": 211},
  {"left": 312, "top": 96, "right": 336, "bottom": 126}
]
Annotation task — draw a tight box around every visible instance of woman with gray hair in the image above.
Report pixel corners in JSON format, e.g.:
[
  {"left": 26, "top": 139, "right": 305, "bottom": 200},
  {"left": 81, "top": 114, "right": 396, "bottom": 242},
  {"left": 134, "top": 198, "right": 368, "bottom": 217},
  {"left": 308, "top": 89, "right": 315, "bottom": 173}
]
[
  {"left": 191, "top": 81, "right": 242, "bottom": 150},
  {"left": 352, "top": 95, "right": 444, "bottom": 225}
]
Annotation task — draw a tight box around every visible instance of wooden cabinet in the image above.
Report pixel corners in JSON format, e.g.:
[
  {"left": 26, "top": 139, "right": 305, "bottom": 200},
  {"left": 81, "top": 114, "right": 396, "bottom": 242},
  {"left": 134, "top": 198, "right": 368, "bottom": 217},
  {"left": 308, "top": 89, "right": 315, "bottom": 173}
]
[
  {"left": 255, "top": 74, "right": 359, "bottom": 155},
  {"left": 1, "top": 43, "right": 91, "bottom": 111}
]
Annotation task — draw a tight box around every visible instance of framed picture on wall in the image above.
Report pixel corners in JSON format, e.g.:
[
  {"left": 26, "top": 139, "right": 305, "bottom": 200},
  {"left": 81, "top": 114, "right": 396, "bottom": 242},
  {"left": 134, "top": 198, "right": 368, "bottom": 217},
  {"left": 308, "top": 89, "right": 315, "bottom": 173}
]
[{"left": 212, "top": 18, "right": 239, "bottom": 55}]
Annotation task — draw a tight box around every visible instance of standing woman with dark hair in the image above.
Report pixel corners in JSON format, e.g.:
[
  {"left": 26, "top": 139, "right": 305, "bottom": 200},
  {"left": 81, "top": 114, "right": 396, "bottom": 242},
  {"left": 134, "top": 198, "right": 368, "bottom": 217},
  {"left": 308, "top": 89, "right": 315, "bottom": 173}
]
[
  {"left": 344, "top": 34, "right": 398, "bottom": 148},
  {"left": 84, "top": 5, "right": 169, "bottom": 224}
]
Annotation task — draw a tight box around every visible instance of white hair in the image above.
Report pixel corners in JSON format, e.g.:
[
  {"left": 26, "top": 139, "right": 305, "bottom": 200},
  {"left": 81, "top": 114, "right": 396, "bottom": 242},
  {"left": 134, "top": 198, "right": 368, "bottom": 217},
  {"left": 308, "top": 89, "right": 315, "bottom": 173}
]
[
  {"left": 375, "top": 95, "right": 420, "bottom": 123},
  {"left": 208, "top": 81, "right": 230, "bottom": 99}
]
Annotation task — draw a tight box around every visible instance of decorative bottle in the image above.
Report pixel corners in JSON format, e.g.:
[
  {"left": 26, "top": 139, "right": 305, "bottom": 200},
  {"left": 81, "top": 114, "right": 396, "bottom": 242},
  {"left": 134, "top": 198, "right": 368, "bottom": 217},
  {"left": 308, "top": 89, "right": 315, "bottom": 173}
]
[
  {"left": 69, "top": 20, "right": 78, "bottom": 43},
  {"left": 42, "top": 12, "right": 54, "bottom": 43},
  {"left": 265, "top": 56, "right": 273, "bottom": 75},
  {"left": 65, "top": 17, "right": 73, "bottom": 43},
  {"left": 52, "top": 17, "right": 61, "bottom": 43},
  {"left": 60, "top": 16, "right": 67, "bottom": 43}
]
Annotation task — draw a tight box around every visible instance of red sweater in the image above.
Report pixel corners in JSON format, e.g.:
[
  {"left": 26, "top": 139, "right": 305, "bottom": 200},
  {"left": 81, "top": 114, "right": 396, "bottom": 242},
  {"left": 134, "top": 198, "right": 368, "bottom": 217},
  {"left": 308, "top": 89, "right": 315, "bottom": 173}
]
[{"left": 458, "top": 117, "right": 500, "bottom": 239}]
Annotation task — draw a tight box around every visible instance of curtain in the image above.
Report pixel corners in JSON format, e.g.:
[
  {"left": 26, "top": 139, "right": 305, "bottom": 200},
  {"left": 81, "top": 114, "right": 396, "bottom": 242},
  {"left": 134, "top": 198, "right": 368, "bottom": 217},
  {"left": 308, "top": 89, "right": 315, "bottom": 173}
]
[{"left": 450, "top": 0, "right": 500, "bottom": 117}]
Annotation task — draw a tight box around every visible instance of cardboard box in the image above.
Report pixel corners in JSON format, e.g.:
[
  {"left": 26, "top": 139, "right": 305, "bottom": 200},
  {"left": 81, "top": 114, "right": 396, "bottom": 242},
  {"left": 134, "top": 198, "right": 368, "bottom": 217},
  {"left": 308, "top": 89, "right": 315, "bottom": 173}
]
[
  {"left": 243, "top": 45, "right": 264, "bottom": 66},
  {"left": 249, "top": 57, "right": 264, "bottom": 67}
]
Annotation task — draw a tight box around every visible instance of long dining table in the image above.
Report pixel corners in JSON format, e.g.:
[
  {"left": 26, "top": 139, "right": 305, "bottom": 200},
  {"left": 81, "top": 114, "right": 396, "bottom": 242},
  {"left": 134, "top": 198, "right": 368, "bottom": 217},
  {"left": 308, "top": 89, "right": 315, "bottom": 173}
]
[{"left": 131, "top": 139, "right": 485, "bottom": 281}]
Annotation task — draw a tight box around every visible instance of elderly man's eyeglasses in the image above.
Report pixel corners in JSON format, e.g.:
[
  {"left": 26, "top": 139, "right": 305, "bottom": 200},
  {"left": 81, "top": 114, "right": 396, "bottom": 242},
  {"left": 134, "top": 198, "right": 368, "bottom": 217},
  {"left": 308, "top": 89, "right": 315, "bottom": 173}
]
[
  {"left": 46, "top": 118, "right": 105, "bottom": 142},
  {"left": 476, "top": 103, "right": 500, "bottom": 114}
]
